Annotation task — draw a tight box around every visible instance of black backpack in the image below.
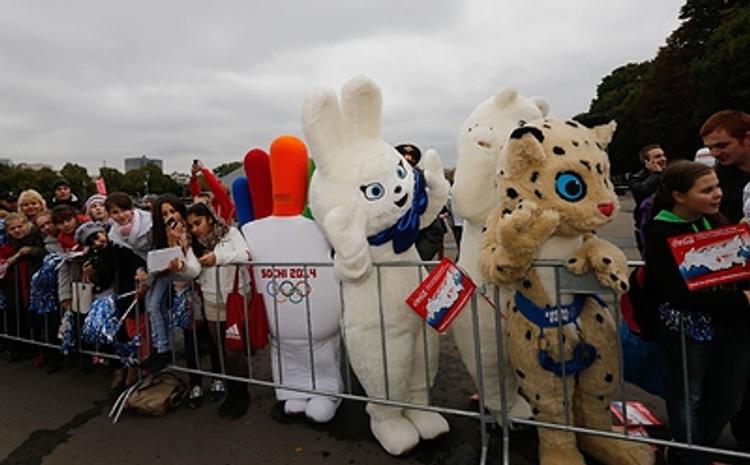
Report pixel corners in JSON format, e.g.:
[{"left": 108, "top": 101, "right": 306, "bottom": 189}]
[{"left": 620, "top": 266, "right": 659, "bottom": 341}]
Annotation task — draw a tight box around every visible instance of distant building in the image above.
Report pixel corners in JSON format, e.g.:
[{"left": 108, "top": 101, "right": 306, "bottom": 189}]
[
  {"left": 125, "top": 156, "right": 163, "bottom": 173},
  {"left": 16, "top": 162, "right": 54, "bottom": 171},
  {"left": 220, "top": 165, "right": 245, "bottom": 189},
  {"left": 0, "top": 158, "right": 11, "bottom": 167},
  {"left": 170, "top": 171, "right": 190, "bottom": 185}
]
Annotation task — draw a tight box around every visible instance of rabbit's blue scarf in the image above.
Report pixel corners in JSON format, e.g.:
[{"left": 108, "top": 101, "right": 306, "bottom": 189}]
[{"left": 367, "top": 169, "right": 428, "bottom": 254}]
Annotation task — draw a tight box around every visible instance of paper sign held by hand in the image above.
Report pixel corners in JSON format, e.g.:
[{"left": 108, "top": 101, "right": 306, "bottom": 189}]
[
  {"left": 667, "top": 223, "right": 750, "bottom": 290},
  {"left": 147, "top": 246, "right": 184, "bottom": 273},
  {"left": 406, "top": 258, "right": 476, "bottom": 333}
]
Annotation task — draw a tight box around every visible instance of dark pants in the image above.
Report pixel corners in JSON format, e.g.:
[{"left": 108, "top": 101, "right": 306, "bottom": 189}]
[
  {"left": 659, "top": 321, "right": 750, "bottom": 463},
  {"left": 659, "top": 324, "right": 711, "bottom": 446},
  {"left": 183, "top": 321, "right": 222, "bottom": 387}
]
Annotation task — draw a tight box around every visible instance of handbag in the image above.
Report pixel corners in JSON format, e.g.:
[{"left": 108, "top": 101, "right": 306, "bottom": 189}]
[
  {"left": 224, "top": 266, "right": 269, "bottom": 352},
  {"left": 109, "top": 372, "right": 187, "bottom": 423},
  {"left": 247, "top": 266, "right": 269, "bottom": 350},
  {"left": 224, "top": 268, "right": 247, "bottom": 352},
  {"left": 71, "top": 281, "right": 93, "bottom": 314}
]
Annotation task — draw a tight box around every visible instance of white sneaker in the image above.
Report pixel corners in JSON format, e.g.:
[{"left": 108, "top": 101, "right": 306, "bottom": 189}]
[
  {"left": 188, "top": 385, "right": 203, "bottom": 409},
  {"left": 210, "top": 379, "right": 225, "bottom": 402}
]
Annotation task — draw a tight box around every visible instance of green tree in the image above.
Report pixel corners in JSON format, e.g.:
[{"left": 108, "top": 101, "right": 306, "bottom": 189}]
[
  {"left": 99, "top": 167, "right": 127, "bottom": 194},
  {"left": 581, "top": 0, "right": 750, "bottom": 175},
  {"left": 691, "top": 6, "right": 750, "bottom": 120},
  {"left": 0, "top": 165, "right": 60, "bottom": 202},
  {"left": 60, "top": 163, "right": 94, "bottom": 200},
  {"left": 122, "top": 164, "right": 181, "bottom": 197},
  {"left": 576, "top": 61, "right": 653, "bottom": 175}
]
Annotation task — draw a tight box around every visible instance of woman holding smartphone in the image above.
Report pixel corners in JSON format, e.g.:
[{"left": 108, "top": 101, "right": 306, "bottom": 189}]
[
  {"left": 181, "top": 202, "right": 251, "bottom": 419},
  {"left": 152, "top": 194, "right": 226, "bottom": 408}
]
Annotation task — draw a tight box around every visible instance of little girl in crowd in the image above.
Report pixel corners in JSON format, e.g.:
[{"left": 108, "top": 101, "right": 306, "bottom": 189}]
[{"left": 645, "top": 160, "right": 750, "bottom": 465}]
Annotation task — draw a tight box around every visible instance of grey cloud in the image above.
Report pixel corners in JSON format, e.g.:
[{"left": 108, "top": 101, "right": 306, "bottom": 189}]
[{"left": 0, "top": 0, "right": 682, "bottom": 174}]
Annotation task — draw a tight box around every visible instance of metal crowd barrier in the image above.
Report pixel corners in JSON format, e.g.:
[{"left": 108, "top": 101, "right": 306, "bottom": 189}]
[{"left": 1, "top": 259, "right": 749, "bottom": 465}]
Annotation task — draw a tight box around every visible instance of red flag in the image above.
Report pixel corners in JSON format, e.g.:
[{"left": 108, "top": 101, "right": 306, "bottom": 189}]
[{"left": 95, "top": 177, "right": 107, "bottom": 195}]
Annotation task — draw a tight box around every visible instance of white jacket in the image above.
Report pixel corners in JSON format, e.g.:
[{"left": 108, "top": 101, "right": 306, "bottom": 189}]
[
  {"left": 108, "top": 208, "right": 152, "bottom": 261},
  {"left": 183, "top": 227, "right": 251, "bottom": 305}
]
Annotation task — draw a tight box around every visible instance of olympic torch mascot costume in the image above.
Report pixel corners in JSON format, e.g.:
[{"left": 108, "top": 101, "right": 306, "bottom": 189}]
[
  {"left": 302, "top": 75, "right": 451, "bottom": 455},
  {"left": 242, "top": 136, "right": 343, "bottom": 423},
  {"left": 450, "top": 88, "right": 549, "bottom": 422},
  {"left": 478, "top": 118, "right": 654, "bottom": 465}
]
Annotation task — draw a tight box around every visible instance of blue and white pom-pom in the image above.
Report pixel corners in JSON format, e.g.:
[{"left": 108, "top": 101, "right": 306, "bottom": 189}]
[
  {"left": 58, "top": 310, "right": 76, "bottom": 355},
  {"left": 0, "top": 219, "right": 7, "bottom": 245},
  {"left": 82, "top": 294, "right": 120, "bottom": 345},
  {"left": 113, "top": 336, "right": 140, "bottom": 367},
  {"left": 29, "top": 253, "right": 65, "bottom": 315},
  {"left": 169, "top": 286, "right": 193, "bottom": 330}
]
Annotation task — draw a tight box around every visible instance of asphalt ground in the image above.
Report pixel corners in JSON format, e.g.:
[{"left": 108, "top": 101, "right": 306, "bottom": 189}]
[{"left": 0, "top": 194, "right": 728, "bottom": 465}]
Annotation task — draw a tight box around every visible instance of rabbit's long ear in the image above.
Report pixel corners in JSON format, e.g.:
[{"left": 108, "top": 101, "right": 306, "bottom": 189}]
[
  {"left": 341, "top": 75, "right": 382, "bottom": 140},
  {"left": 302, "top": 87, "right": 347, "bottom": 172}
]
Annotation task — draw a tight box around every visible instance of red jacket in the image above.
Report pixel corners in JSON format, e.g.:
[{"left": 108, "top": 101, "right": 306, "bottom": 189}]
[{"left": 189, "top": 167, "right": 236, "bottom": 223}]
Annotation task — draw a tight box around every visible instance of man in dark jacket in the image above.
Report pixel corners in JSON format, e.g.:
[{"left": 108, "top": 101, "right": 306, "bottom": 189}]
[
  {"left": 629, "top": 144, "right": 667, "bottom": 251},
  {"left": 50, "top": 179, "right": 82, "bottom": 210},
  {"left": 700, "top": 110, "right": 750, "bottom": 451},
  {"left": 395, "top": 143, "right": 447, "bottom": 261}
]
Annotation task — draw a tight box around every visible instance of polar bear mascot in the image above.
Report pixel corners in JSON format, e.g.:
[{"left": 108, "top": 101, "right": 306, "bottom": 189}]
[
  {"left": 450, "top": 88, "right": 549, "bottom": 423},
  {"left": 302, "top": 75, "right": 451, "bottom": 455}
]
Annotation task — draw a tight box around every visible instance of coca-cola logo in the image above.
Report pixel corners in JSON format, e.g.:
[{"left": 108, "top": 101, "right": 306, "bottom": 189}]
[{"left": 671, "top": 236, "right": 695, "bottom": 247}]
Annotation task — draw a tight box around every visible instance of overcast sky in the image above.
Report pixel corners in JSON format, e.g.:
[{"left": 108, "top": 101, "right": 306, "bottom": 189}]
[{"left": 0, "top": 1, "right": 684, "bottom": 174}]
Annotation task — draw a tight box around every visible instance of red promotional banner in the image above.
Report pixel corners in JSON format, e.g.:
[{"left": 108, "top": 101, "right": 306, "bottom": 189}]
[
  {"left": 95, "top": 177, "right": 107, "bottom": 195},
  {"left": 667, "top": 223, "right": 750, "bottom": 290},
  {"left": 405, "top": 258, "right": 476, "bottom": 333}
]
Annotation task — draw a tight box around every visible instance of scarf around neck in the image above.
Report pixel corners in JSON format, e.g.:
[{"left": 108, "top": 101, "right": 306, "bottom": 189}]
[
  {"left": 367, "top": 169, "right": 428, "bottom": 254},
  {"left": 197, "top": 208, "right": 230, "bottom": 252}
]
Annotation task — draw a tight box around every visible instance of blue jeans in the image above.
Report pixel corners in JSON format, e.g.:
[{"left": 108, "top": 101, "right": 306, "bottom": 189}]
[
  {"left": 704, "top": 325, "right": 750, "bottom": 447},
  {"left": 659, "top": 322, "right": 710, "bottom": 445},
  {"left": 146, "top": 274, "right": 171, "bottom": 354},
  {"left": 659, "top": 320, "right": 750, "bottom": 464}
]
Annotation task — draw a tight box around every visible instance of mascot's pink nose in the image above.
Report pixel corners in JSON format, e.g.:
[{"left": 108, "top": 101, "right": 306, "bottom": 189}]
[{"left": 598, "top": 203, "right": 614, "bottom": 217}]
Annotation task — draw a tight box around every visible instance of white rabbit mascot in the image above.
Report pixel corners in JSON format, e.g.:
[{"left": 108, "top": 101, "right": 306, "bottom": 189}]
[
  {"left": 302, "top": 76, "right": 451, "bottom": 455},
  {"left": 450, "top": 88, "right": 549, "bottom": 423}
]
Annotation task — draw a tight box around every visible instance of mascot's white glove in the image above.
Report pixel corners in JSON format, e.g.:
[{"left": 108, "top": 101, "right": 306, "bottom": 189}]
[{"left": 323, "top": 206, "right": 372, "bottom": 281}]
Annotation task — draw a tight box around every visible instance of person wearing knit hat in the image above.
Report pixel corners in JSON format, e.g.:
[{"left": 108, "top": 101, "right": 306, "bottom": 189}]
[
  {"left": 51, "top": 178, "right": 82, "bottom": 210},
  {"left": 84, "top": 194, "right": 113, "bottom": 230},
  {"left": 395, "top": 143, "right": 422, "bottom": 167},
  {"left": 395, "top": 143, "right": 449, "bottom": 260},
  {"left": 75, "top": 221, "right": 106, "bottom": 248}
]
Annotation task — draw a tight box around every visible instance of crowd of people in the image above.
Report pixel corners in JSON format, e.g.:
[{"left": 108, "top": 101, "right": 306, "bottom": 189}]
[
  {"left": 1, "top": 111, "right": 750, "bottom": 462},
  {"left": 0, "top": 152, "right": 458, "bottom": 422},
  {"left": 0, "top": 160, "right": 252, "bottom": 419},
  {"left": 629, "top": 109, "right": 750, "bottom": 464}
]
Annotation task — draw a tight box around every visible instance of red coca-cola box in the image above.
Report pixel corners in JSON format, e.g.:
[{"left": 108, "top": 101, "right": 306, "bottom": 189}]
[
  {"left": 667, "top": 223, "right": 750, "bottom": 290},
  {"left": 405, "top": 258, "right": 476, "bottom": 333}
]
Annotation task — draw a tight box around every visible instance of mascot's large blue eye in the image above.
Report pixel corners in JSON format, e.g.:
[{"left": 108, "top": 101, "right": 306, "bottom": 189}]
[
  {"left": 555, "top": 172, "right": 586, "bottom": 202},
  {"left": 396, "top": 163, "right": 407, "bottom": 179},
  {"left": 360, "top": 182, "right": 385, "bottom": 201}
]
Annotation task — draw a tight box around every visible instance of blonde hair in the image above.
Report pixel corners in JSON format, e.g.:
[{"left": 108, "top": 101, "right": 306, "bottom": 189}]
[
  {"left": 17, "top": 189, "right": 47, "bottom": 213},
  {"left": 5, "top": 212, "right": 28, "bottom": 225}
]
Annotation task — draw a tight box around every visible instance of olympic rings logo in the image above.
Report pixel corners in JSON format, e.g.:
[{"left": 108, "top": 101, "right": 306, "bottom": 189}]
[{"left": 265, "top": 279, "right": 313, "bottom": 305}]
